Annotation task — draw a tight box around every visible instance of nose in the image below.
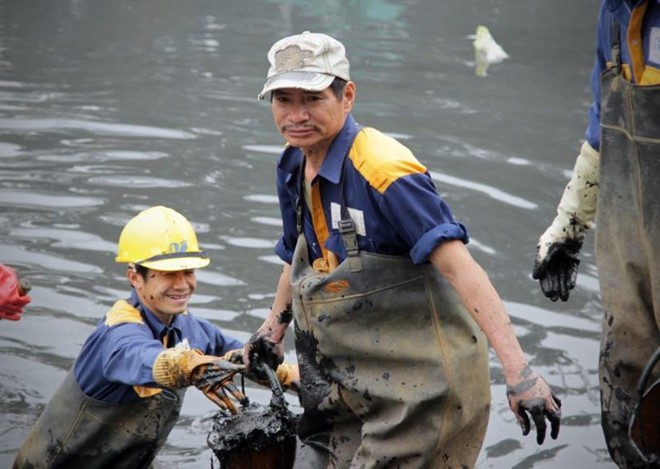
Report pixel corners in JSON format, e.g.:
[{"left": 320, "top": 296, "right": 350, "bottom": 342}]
[
  {"left": 171, "top": 271, "right": 189, "bottom": 289},
  {"left": 288, "top": 101, "right": 310, "bottom": 122}
]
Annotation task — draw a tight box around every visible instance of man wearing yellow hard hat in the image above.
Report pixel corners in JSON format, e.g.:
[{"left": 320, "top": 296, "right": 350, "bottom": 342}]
[{"left": 13, "top": 206, "right": 298, "bottom": 469}]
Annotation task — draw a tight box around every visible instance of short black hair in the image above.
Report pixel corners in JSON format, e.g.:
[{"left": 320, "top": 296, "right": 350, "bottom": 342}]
[
  {"left": 134, "top": 264, "right": 149, "bottom": 280},
  {"left": 329, "top": 77, "right": 347, "bottom": 99}
]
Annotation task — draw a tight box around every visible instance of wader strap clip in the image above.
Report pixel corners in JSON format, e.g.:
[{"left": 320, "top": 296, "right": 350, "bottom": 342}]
[
  {"left": 337, "top": 218, "right": 362, "bottom": 272},
  {"left": 611, "top": 19, "right": 622, "bottom": 75}
]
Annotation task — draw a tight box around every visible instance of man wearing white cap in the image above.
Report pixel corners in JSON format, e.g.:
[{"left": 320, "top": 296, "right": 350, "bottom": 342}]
[{"left": 246, "top": 32, "right": 561, "bottom": 468}]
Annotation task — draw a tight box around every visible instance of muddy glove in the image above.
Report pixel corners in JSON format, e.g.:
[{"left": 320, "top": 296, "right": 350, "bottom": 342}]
[
  {"left": 153, "top": 347, "right": 248, "bottom": 414},
  {"left": 0, "top": 264, "right": 31, "bottom": 321},
  {"left": 223, "top": 348, "right": 300, "bottom": 393},
  {"left": 533, "top": 141, "right": 599, "bottom": 302},
  {"left": 244, "top": 331, "right": 285, "bottom": 374},
  {"left": 506, "top": 366, "right": 562, "bottom": 444}
]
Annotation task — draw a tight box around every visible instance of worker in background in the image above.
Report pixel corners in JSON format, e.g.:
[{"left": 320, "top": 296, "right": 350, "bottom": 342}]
[{"left": 533, "top": 1, "right": 660, "bottom": 466}]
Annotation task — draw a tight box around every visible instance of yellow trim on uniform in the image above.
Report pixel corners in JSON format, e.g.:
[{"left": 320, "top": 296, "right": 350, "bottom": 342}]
[
  {"left": 627, "top": 2, "right": 648, "bottom": 84},
  {"left": 309, "top": 181, "right": 340, "bottom": 272},
  {"left": 622, "top": 63, "right": 632, "bottom": 81},
  {"left": 349, "top": 128, "right": 427, "bottom": 194},
  {"left": 103, "top": 301, "right": 164, "bottom": 398},
  {"left": 640, "top": 65, "right": 660, "bottom": 85},
  {"left": 133, "top": 386, "right": 162, "bottom": 398},
  {"left": 104, "top": 300, "right": 144, "bottom": 327},
  {"left": 307, "top": 127, "right": 426, "bottom": 272},
  {"left": 311, "top": 181, "right": 331, "bottom": 261}
]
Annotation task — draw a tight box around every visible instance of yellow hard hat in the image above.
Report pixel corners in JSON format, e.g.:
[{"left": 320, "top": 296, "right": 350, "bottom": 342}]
[{"left": 115, "top": 206, "right": 210, "bottom": 271}]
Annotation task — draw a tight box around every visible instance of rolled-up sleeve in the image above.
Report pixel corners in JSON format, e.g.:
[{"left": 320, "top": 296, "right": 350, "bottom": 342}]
[{"left": 410, "top": 222, "right": 469, "bottom": 264}]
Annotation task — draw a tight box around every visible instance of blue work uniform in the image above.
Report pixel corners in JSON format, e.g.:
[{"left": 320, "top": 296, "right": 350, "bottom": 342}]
[
  {"left": 275, "top": 114, "right": 468, "bottom": 268},
  {"left": 75, "top": 288, "right": 242, "bottom": 403},
  {"left": 14, "top": 291, "right": 242, "bottom": 469},
  {"left": 586, "top": 0, "right": 660, "bottom": 149},
  {"left": 276, "top": 115, "right": 490, "bottom": 468}
]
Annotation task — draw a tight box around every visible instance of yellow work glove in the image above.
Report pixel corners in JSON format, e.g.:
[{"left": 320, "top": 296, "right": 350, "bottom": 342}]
[
  {"left": 533, "top": 141, "right": 599, "bottom": 302},
  {"left": 222, "top": 348, "right": 300, "bottom": 394},
  {"left": 153, "top": 347, "right": 247, "bottom": 414},
  {"left": 274, "top": 362, "right": 301, "bottom": 394}
]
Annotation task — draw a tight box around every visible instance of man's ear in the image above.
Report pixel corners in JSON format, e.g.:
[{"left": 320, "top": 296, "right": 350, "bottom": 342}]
[
  {"left": 127, "top": 268, "right": 139, "bottom": 288},
  {"left": 344, "top": 81, "right": 356, "bottom": 112}
]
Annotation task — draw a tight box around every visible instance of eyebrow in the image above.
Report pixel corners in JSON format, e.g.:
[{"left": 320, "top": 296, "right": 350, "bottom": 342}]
[{"left": 275, "top": 89, "right": 325, "bottom": 96}]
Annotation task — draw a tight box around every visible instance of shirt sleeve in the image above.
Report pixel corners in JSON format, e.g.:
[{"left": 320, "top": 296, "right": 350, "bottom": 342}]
[
  {"left": 585, "top": 2, "right": 612, "bottom": 151},
  {"left": 378, "top": 172, "right": 469, "bottom": 264},
  {"left": 101, "top": 322, "right": 165, "bottom": 387},
  {"left": 275, "top": 165, "right": 299, "bottom": 265},
  {"left": 192, "top": 316, "right": 244, "bottom": 356}
]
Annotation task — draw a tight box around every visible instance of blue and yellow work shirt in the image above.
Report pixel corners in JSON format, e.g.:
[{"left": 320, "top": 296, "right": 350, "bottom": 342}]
[
  {"left": 586, "top": 0, "right": 660, "bottom": 149},
  {"left": 74, "top": 289, "right": 242, "bottom": 403},
  {"left": 274, "top": 114, "right": 468, "bottom": 267}
]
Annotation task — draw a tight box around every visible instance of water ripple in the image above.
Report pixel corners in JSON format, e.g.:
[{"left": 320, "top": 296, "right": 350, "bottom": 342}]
[
  {"left": 0, "top": 189, "right": 105, "bottom": 209},
  {"left": 0, "top": 118, "right": 196, "bottom": 139}
]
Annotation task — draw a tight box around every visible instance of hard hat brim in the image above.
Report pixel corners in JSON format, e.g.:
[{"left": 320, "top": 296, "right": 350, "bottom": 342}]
[{"left": 139, "top": 256, "right": 210, "bottom": 272}]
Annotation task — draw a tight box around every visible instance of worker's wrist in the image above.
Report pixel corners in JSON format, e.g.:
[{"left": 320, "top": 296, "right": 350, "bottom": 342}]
[{"left": 502, "top": 362, "right": 533, "bottom": 384}]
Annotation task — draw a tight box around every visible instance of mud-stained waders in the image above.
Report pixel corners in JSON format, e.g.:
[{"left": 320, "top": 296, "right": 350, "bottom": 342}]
[
  {"left": 13, "top": 368, "right": 184, "bottom": 469},
  {"left": 289, "top": 160, "right": 491, "bottom": 468},
  {"left": 596, "top": 19, "right": 660, "bottom": 468}
]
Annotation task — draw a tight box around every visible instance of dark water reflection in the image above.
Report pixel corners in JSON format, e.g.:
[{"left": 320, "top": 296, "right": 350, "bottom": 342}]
[{"left": 0, "top": 0, "right": 612, "bottom": 467}]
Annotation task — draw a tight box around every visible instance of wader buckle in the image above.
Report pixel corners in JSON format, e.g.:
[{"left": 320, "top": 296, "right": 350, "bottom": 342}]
[{"left": 337, "top": 219, "right": 363, "bottom": 273}]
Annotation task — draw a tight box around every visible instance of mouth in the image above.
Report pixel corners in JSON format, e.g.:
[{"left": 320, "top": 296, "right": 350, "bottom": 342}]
[
  {"left": 166, "top": 292, "right": 190, "bottom": 304},
  {"left": 284, "top": 126, "right": 315, "bottom": 138}
]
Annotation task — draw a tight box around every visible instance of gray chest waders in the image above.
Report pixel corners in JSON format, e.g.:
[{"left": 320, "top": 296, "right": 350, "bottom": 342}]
[
  {"left": 596, "top": 20, "right": 660, "bottom": 468},
  {"left": 290, "top": 195, "right": 490, "bottom": 468},
  {"left": 14, "top": 367, "right": 185, "bottom": 469}
]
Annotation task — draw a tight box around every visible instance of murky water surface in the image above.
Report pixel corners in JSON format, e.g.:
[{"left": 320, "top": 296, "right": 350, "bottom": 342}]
[{"left": 0, "top": 0, "right": 613, "bottom": 467}]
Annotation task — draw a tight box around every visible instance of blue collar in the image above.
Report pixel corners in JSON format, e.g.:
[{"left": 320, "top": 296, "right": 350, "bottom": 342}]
[
  {"left": 607, "top": 0, "right": 647, "bottom": 13},
  {"left": 278, "top": 114, "right": 360, "bottom": 184},
  {"left": 129, "top": 288, "right": 182, "bottom": 343}
]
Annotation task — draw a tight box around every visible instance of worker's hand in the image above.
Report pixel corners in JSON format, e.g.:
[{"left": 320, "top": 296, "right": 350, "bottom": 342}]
[
  {"left": 191, "top": 359, "right": 248, "bottom": 414},
  {"left": 506, "top": 366, "right": 562, "bottom": 444},
  {"left": 152, "top": 347, "right": 247, "bottom": 414},
  {"left": 0, "top": 264, "right": 31, "bottom": 321},
  {"left": 532, "top": 239, "right": 581, "bottom": 302},
  {"left": 243, "top": 331, "right": 284, "bottom": 374},
  {"left": 223, "top": 348, "right": 300, "bottom": 393},
  {"left": 533, "top": 141, "right": 599, "bottom": 303}
]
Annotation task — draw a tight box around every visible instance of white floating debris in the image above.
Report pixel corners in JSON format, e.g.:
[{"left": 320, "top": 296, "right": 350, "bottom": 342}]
[{"left": 472, "top": 25, "right": 509, "bottom": 77}]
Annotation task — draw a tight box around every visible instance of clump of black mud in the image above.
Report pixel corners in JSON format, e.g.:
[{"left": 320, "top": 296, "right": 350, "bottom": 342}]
[
  {"left": 207, "top": 365, "right": 298, "bottom": 469},
  {"left": 208, "top": 401, "right": 298, "bottom": 465}
]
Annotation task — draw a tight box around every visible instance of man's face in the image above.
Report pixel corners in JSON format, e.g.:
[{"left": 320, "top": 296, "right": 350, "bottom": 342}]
[
  {"left": 129, "top": 268, "right": 196, "bottom": 324},
  {"left": 271, "top": 82, "right": 355, "bottom": 156}
]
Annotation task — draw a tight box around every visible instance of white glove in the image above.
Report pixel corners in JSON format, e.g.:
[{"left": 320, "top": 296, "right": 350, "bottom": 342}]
[{"left": 533, "top": 141, "right": 600, "bottom": 301}]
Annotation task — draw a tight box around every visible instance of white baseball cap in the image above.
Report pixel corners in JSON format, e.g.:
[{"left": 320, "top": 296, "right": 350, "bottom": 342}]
[{"left": 258, "top": 31, "right": 350, "bottom": 100}]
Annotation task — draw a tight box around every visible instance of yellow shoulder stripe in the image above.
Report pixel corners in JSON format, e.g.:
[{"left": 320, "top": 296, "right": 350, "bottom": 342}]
[
  {"left": 640, "top": 65, "right": 660, "bottom": 86},
  {"left": 349, "top": 128, "right": 427, "bottom": 194},
  {"left": 104, "top": 299, "right": 144, "bottom": 327},
  {"left": 627, "top": 2, "right": 647, "bottom": 84}
]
